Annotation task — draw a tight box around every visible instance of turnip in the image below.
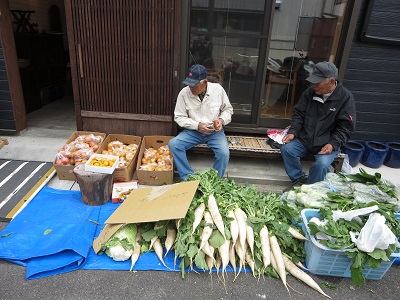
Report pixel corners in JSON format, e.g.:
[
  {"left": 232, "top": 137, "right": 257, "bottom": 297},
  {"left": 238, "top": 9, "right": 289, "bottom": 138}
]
[
  {"left": 282, "top": 255, "right": 331, "bottom": 299},
  {"left": 207, "top": 194, "right": 226, "bottom": 240}
]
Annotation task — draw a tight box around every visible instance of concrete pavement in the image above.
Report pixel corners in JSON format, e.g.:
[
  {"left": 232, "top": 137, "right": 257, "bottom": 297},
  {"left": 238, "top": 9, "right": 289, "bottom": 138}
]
[{"left": 0, "top": 96, "right": 399, "bottom": 300}]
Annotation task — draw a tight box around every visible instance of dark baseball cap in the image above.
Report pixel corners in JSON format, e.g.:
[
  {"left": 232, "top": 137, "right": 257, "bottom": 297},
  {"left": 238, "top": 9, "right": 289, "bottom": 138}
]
[
  {"left": 182, "top": 64, "right": 208, "bottom": 86},
  {"left": 306, "top": 62, "right": 338, "bottom": 83}
]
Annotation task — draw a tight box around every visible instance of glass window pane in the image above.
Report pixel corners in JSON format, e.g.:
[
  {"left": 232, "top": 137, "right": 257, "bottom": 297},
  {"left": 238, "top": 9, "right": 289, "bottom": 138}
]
[
  {"left": 189, "top": 34, "right": 260, "bottom": 124},
  {"left": 261, "top": 0, "right": 349, "bottom": 121},
  {"left": 190, "top": 0, "right": 265, "bottom": 34}
]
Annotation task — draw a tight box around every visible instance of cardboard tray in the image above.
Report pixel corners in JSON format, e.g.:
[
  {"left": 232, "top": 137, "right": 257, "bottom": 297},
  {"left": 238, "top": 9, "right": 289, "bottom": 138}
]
[
  {"left": 136, "top": 135, "right": 175, "bottom": 186},
  {"left": 85, "top": 154, "right": 119, "bottom": 174},
  {"left": 54, "top": 131, "right": 106, "bottom": 181},
  {"left": 301, "top": 209, "right": 400, "bottom": 280},
  {"left": 99, "top": 134, "right": 141, "bottom": 182}
]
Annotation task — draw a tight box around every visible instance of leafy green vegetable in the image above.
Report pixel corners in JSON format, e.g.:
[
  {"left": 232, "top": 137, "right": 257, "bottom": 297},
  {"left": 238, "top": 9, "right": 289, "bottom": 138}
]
[{"left": 100, "top": 223, "right": 138, "bottom": 261}]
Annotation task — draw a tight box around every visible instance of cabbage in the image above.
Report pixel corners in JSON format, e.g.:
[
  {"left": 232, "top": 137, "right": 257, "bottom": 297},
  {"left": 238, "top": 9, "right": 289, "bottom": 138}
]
[{"left": 101, "top": 223, "right": 138, "bottom": 261}]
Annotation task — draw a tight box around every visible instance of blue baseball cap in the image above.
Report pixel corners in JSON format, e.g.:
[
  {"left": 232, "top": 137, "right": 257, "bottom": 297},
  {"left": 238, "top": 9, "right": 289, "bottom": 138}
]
[{"left": 182, "top": 64, "right": 208, "bottom": 86}]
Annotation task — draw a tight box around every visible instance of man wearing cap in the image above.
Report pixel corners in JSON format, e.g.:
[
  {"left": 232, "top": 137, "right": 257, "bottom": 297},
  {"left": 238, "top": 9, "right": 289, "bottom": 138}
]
[
  {"left": 168, "top": 64, "right": 233, "bottom": 180},
  {"left": 280, "top": 61, "right": 356, "bottom": 185}
]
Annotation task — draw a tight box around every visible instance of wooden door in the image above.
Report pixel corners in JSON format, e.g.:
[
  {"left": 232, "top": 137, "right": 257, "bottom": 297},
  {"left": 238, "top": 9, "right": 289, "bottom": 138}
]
[{"left": 65, "top": 0, "right": 181, "bottom": 136}]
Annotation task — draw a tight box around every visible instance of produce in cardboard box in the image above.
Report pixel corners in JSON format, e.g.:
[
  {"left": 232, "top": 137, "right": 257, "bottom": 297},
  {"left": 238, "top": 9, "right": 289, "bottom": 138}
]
[
  {"left": 55, "top": 134, "right": 104, "bottom": 166},
  {"left": 101, "top": 140, "right": 139, "bottom": 168},
  {"left": 139, "top": 145, "right": 173, "bottom": 171}
]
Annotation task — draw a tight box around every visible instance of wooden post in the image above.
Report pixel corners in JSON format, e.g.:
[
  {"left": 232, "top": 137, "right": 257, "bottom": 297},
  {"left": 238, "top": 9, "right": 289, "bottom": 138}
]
[{"left": 73, "top": 164, "right": 113, "bottom": 206}]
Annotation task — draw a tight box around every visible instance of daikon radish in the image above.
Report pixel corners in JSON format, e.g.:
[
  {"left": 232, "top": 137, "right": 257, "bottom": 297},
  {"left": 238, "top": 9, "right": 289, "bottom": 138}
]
[
  {"left": 164, "top": 228, "right": 176, "bottom": 257},
  {"left": 149, "top": 235, "right": 158, "bottom": 250},
  {"left": 198, "top": 211, "right": 214, "bottom": 252},
  {"left": 218, "top": 239, "right": 230, "bottom": 274},
  {"left": 202, "top": 240, "right": 215, "bottom": 261},
  {"left": 205, "top": 254, "right": 214, "bottom": 273},
  {"left": 129, "top": 232, "right": 142, "bottom": 271},
  {"left": 175, "top": 219, "right": 181, "bottom": 230},
  {"left": 153, "top": 237, "right": 171, "bottom": 270},
  {"left": 278, "top": 221, "right": 307, "bottom": 241},
  {"left": 269, "top": 235, "right": 288, "bottom": 291},
  {"left": 259, "top": 225, "right": 271, "bottom": 270},
  {"left": 227, "top": 210, "right": 239, "bottom": 249},
  {"left": 234, "top": 207, "right": 247, "bottom": 263},
  {"left": 245, "top": 249, "right": 255, "bottom": 276},
  {"left": 246, "top": 224, "right": 255, "bottom": 258},
  {"left": 192, "top": 203, "right": 206, "bottom": 235},
  {"left": 282, "top": 255, "right": 331, "bottom": 299},
  {"left": 228, "top": 241, "right": 237, "bottom": 277},
  {"left": 207, "top": 194, "right": 226, "bottom": 239}
]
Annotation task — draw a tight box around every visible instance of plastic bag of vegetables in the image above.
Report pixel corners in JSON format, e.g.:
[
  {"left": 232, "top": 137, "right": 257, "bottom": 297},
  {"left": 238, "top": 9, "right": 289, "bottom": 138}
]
[{"left": 100, "top": 223, "right": 137, "bottom": 261}]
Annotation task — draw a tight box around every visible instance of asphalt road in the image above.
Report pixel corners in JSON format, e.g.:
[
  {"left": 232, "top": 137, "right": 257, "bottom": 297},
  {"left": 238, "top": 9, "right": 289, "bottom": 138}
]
[{"left": 1, "top": 221, "right": 399, "bottom": 300}]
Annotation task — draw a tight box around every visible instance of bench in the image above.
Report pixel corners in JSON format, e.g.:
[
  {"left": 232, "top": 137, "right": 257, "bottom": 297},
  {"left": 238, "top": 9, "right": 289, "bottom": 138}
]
[{"left": 190, "top": 135, "right": 345, "bottom": 172}]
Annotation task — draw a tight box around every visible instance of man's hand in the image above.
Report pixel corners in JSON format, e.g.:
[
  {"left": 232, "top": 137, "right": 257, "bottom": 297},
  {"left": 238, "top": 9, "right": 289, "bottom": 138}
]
[
  {"left": 282, "top": 133, "right": 295, "bottom": 144},
  {"left": 319, "top": 143, "right": 333, "bottom": 155},
  {"left": 213, "top": 118, "right": 223, "bottom": 132},
  {"left": 198, "top": 122, "right": 214, "bottom": 135}
]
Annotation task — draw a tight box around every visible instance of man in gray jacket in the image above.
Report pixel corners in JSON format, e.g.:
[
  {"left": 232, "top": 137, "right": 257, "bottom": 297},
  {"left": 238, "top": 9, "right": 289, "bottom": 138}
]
[{"left": 281, "top": 61, "right": 356, "bottom": 185}]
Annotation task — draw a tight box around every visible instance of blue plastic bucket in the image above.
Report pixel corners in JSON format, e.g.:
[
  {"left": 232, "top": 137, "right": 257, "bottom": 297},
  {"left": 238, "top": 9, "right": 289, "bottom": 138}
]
[
  {"left": 384, "top": 142, "right": 400, "bottom": 168},
  {"left": 341, "top": 141, "right": 365, "bottom": 167},
  {"left": 360, "top": 141, "right": 389, "bottom": 168}
]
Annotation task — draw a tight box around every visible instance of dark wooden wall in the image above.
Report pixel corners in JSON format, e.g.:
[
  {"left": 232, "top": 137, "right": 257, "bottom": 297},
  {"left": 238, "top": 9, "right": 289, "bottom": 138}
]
[
  {"left": 65, "top": 0, "right": 181, "bottom": 136},
  {"left": 343, "top": 0, "right": 400, "bottom": 142},
  {"left": 0, "top": 0, "right": 26, "bottom": 133},
  {"left": 0, "top": 42, "right": 16, "bottom": 133}
]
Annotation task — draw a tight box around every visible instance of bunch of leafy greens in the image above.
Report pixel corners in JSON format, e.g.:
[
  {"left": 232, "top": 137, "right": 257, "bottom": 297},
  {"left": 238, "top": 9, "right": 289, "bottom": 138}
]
[
  {"left": 172, "top": 169, "right": 305, "bottom": 278},
  {"left": 307, "top": 198, "right": 400, "bottom": 286},
  {"left": 100, "top": 223, "right": 138, "bottom": 261}
]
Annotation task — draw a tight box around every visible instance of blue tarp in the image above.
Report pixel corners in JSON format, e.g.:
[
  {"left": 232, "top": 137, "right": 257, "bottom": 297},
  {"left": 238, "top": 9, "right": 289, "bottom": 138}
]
[
  {"left": 1, "top": 186, "right": 397, "bottom": 280},
  {"left": 0, "top": 187, "right": 237, "bottom": 280}
]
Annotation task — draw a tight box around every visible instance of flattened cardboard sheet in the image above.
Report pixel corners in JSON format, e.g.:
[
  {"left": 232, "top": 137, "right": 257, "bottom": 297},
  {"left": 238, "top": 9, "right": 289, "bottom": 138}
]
[{"left": 92, "top": 180, "right": 199, "bottom": 253}]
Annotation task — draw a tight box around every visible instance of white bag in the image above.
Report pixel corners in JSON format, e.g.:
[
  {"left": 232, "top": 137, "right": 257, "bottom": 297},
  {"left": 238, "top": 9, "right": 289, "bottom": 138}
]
[{"left": 350, "top": 213, "right": 398, "bottom": 253}]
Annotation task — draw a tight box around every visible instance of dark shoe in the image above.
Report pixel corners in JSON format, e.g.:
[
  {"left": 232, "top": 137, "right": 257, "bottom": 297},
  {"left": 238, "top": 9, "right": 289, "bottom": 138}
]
[{"left": 283, "top": 175, "right": 308, "bottom": 192}]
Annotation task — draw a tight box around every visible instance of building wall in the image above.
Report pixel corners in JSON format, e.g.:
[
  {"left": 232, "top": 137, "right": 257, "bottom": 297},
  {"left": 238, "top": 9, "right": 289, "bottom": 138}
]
[
  {"left": 0, "top": 40, "right": 16, "bottom": 132},
  {"left": 9, "top": 0, "right": 67, "bottom": 49},
  {"left": 343, "top": 0, "right": 400, "bottom": 143}
]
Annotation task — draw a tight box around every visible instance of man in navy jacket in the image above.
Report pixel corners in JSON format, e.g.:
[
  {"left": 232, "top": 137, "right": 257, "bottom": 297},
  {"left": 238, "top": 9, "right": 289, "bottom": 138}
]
[{"left": 281, "top": 61, "right": 356, "bottom": 185}]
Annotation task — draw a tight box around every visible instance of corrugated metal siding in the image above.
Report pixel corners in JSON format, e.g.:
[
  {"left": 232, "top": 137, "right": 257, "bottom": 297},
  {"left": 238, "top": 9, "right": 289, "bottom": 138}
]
[
  {"left": 0, "top": 42, "right": 16, "bottom": 132},
  {"left": 342, "top": 0, "right": 400, "bottom": 142}
]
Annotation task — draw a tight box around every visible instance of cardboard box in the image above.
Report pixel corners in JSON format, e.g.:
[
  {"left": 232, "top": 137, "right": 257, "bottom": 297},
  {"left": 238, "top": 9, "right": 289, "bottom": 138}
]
[
  {"left": 54, "top": 131, "right": 106, "bottom": 180},
  {"left": 99, "top": 134, "right": 141, "bottom": 182},
  {"left": 85, "top": 154, "right": 119, "bottom": 174},
  {"left": 92, "top": 180, "right": 200, "bottom": 253},
  {"left": 112, "top": 181, "right": 138, "bottom": 203},
  {"left": 136, "top": 135, "right": 175, "bottom": 186}
]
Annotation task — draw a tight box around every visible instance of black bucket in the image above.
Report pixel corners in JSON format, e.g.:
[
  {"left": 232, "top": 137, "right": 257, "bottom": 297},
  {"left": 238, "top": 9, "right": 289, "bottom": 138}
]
[
  {"left": 384, "top": 142, "right": 400, "bottom": 168},
  {"left": 360, "top": 141, "right": 389, "bottom": 168},
  {"left": 341, "top": 141, "right": 365, "bottom": 167}
]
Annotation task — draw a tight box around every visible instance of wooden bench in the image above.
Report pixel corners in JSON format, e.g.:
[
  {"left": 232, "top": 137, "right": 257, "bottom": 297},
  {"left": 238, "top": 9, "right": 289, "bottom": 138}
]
[{"left": 190, "top": 135, "right": 345, "bottom": 172}]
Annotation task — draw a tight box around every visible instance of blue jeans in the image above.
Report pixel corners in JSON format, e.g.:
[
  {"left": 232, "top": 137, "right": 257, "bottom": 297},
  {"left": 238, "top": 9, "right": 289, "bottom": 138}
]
[
  {"left": 280, "top": 138, "right": 340, "bottom": 184},
  {"left": 168, "top": 129, "right": 230, "bottom": 180}
]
